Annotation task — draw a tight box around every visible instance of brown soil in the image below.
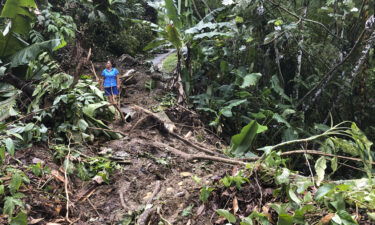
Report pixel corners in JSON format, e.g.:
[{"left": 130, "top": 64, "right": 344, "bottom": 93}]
[{"left": 8, "top": 64, "right": 234, "bottom": 225}]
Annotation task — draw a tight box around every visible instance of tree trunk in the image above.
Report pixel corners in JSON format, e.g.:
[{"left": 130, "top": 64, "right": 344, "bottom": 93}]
[
  {"left": 0, "top": 73, "right": 35, "bottom": 97},
  {"left": 294, "top": 3, "right": 308, "bottom": 99},
  {"left": 176, "top": 50, "right": 186, "bottom": 104}
]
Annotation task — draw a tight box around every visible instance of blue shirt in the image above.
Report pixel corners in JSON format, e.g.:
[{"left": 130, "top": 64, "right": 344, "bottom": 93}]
[{"left": 101, "top": 68, "right": 119, "bottom": 87}]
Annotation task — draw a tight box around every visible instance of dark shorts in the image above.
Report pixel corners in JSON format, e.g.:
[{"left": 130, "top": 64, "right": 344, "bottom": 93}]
[{"left": 104, "top": 86, "right": 119, "bottom": 96}]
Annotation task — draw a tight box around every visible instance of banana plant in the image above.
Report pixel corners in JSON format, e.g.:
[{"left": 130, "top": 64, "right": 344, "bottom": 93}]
[
  {"left": 139, "top": 1, "right": 234, "bottom": 102},
  {"left": 0, "top": 0, "right": 65, "bottom": 96}
]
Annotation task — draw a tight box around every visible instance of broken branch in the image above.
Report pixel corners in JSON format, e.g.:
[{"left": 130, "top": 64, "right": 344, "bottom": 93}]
[{"left": 137, "top": 181, "right": 162, "bottom": 225}]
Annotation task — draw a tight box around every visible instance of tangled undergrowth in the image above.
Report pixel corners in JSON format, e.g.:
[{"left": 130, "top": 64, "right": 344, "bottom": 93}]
[{"left": 0, "top": 68, "right": 374, "bottom": 224}]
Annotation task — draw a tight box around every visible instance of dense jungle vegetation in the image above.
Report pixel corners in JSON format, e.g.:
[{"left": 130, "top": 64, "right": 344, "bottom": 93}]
[{"left": 0, "top": 0, "right": 375, "bottom": 224}]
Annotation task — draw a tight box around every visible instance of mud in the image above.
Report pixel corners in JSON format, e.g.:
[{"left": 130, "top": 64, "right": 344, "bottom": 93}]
[{"left": 10, "top": 63, "right": 233, "bottom": 225}]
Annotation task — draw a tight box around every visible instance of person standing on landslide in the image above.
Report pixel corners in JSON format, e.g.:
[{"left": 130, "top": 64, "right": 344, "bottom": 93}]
[{"left": 100, "top": 60, "right": 120, "bottom": 105}]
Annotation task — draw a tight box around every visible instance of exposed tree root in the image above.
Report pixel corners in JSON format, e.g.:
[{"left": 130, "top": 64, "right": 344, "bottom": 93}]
[
  {"left": 147, "top": 138, "right": 374, "bottom": 174},
  {"left": 132, "top": 105, "right": 223, "bottom": 157},
  {"left": 130, "top": 115, "right": 151, "bottom": 132},
  {"left": 118, "top": 182, "right": 130, "bottom": 211},
  {"left": 137, "top": 181, "right": 162, "bottom": 225},
  {"left": 145, "top": 140, "right": 246, "bottom": 166},
  {"left": 169, "top": 132, "right": 221, "bottom": 157}
]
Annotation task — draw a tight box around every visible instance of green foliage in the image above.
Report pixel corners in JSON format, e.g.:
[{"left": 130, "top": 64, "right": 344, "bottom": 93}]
[
  {"left": 0, "top": 0, "right": 37, "bottom": 58},
  {"left": 4, "top": 138, "right": 15, "bottom": 156},
  {"left": 164, "top": 0, "right": 182, "bottom": 29},
  {"left": 0, "top": 0, "right": 65, "bottom": 87},
  {"left": 51, "top": 144, "right": 118, "bottom": 182},
  {"left": 10, "top": 212, "right": 27, "bottom": 225},
  {"left": 161, "top": 52, "right": 178, "bottom": 73},
  {"left": 0, "top": 94, "right": 18, "bottom": 121},
  {"left": 315, "top": 156, "right": 327, "bottom": 186},
  {"left": 230, "top": 120, "right": 267, "bottom": 156},
  {"left": 145, "top": 79, "right": 156, "bottom": 92},
  {"left": 199, "top": 186, "right": 214, "bottom": 202},
  {"left": 0, "top": 168, "right": 29, "bottom": 223},
  {"left": 220, "top": 171, "right": 249, "bottom": 189},
  {"left": 181, "top": 204, "right": 193, "bottom": 217},
  {"left": 36, "top": 4, "right": 76, "bottom": 41},
  {"left": 216, "top": 209, "right": 236, "bottom": 223},
  {"left": 28, "top": 162, "right": 49, "bottom": 177},
  {"left": 63, "top": 0, "right": 155, "bottom": 58},
  {"left": 3, "top": 195, "right": 25, "bottom": 216},
  {"left": 29, "top": 74, "right": 120, "bottom": 142},
  {"left": 10, "top": 39, "right": 65, "bottom": 68}
]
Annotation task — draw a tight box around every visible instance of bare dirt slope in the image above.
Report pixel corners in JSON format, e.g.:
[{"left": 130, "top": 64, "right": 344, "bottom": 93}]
[{"left": 13, "top": 64, "right": 236, "bottom": 225}]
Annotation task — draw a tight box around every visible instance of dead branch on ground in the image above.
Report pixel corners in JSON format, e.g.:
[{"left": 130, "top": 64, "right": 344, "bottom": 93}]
[
  {"left": 132, "top": 105, "right": 223, "bottom": 157},
  {"left": 137, "top": 181, "right": 162, "bottom": 225},
  {"left": 145, "top": 140, "right": 246, "bottom": 166}
]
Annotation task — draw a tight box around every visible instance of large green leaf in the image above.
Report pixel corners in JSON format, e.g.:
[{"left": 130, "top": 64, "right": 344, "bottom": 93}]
[
  {"left": 164, "top": 0, "right": 182, "bottom": 28},
  {"left": 1, "top": 0, "right": 36, "bottom": 35},
  {"left": 11, "top": 39, "right": 64, "bottom": 67},
  {"left": 0, "top": 33, "right": 25, "bottom": 59},
  {"left": 0, "top": 0, "right": 37, "bottom": 18},
  {"left": 3, "top": 196, "right": 24, "bottom": 216},
  {"left": 0, "top": 94, "right": 18, "bottom": 121},
  {"left": 0, "top": 0, "right": 37, "bottom": 58},
  {"left": 219, "top": 99, "right": 247, "bottom": 117},
  {"left": 241, "top": 73, "right": 262, "bottom": 88},
  {"left": 315, "top": 156, "right": 327, "bottom": 186},
  {"left": 193, "top": 31, "right": 234, "bottom": 40},
  {"left": 0, "top": 146, "right": 5, "bottom": 165},
  {"left": 277, "top": 214, "right": 293, "bottom": 225},
  {"left": 9, "top": 172, "right": 23, "bottom": 194},
  {"left": 288, "top": 188, "right": 302, "bottom": 205},
  {"left": 185, "top": 22, "right": 233, "bottom": 34},
  {"left": 85, "top": 112, "right": 122, "bottom": 140},
  {"left": 82, "top": 102, "right": 109, "bottom": 117},
  {"left": 166, "top": 24, "right": 182, "bottom": 50},
  {"left": 5, "top": 137, "right": 15, "bottom": 156},
  {"left": 230, "top": 120, "right": 268, "bottom": 156},
  {"left": 10, "top": 212, "right": 27, "bottom": 225},
  {"left": 143, "top": 38, "right": 168, "bottom": 51},
  {"left": 216, "top": 209, "right": 236, "bottom": 223},
  {"left": 315, "top": 183, "right": 335, "bottom": 200},
  {"left": 241, "top": 217, "right": 254, "bottom": 225}
]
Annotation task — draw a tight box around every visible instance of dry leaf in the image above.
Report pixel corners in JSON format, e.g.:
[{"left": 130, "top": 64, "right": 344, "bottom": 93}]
[
  {"left": 231, "top": 167, "right": 239, "bottom": 176},
  {"left": 221, "top": 190, "right": 230, "bottom": 196},
  {"left": 92, "top": 175, "right": 104, "bottom": 184},
  {"left": 262, "top": 205, "right": 273, "bottom": 223},
  {"left": 196, "top": 204, "right": 205, "bottom": 216},
  {"left": 184, "top": 131, "right": 192, "bottom": 138},
  {"left": 233, "top": 196, "right": 239, "bottom": 214},
  {"left": 29, "top": 218, "right": 44, "bottom": 224},
  {"left": 214, "top": 217, "right": 226, "bottom": 224},
  {"left": 46, "top": 223, "right": 62, "bottom": 225},
  {"left": 320, "top": 213, "right": 335, "bottom": 225},
  {"left": 180, "top": 172, "right": 192, "bottom": 177},
  {"left": 32, "top": 158, "right": 44, "bottom": 164},
  {"left": 55, "top": 205, "right": 62, "bottom": 215},
  {"left": 143, "top": 192, "right": 153, "bottom": 201},
  {"left": 51, "top": 170, "right": 65, "bottom": 183}
]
